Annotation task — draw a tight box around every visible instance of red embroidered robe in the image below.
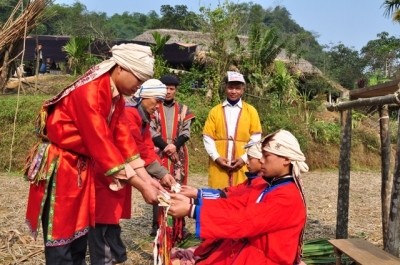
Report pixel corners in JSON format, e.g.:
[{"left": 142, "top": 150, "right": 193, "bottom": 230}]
[
  {"left": 26, "top": 73, "right": 140, "bottom": 246},
  {"left": 194, "top": 179, "right": 306, "bottom": 265}
]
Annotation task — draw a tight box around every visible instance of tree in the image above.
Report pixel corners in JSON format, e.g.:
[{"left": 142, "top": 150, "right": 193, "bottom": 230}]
[
  {"left": 198, "top": 1, "right": 243, "bottom": 103},
  {"left": 266, "top": 60, "right": 300, "bottom": 106},
  {"left": 0, "top": 0, "right": 29, "bottom": 24},
  {"left": 107, "top": 12, "right": 142, "bottom": 39},
  {"left": 45, "top": 2, "right": 90, "bottom": 36},
  {"left": 263, "top": 6, "right": 325, "bottom": 69},
  {"left": 241, "top": 25, "right": 284, "bottom": 95},
  {"left": 150, "top": 31, "right": 170, "bottom": 78},
  {"left": 264, "top": 6, "right": 303, "bottom": 34},
  {"left": 156, "top": 5, "right": 201, "bottom": 31},
  {"left": 62, "top": 36, "right": 98, "bottom": 75},
  {"left": 224, "top": 2, "right": 266, "bottom": 35},
  {"left": 325, "top": 43, "right": 366, "bottom": 89},
  {"left": 43, "top": 2, "right": 113, "bottom": 40},
  {"left": 383, "top": 0, "right": 400, "bottom": 22},
  {"left": 361, "top": 32, "right": 400, "bottom": 79}
]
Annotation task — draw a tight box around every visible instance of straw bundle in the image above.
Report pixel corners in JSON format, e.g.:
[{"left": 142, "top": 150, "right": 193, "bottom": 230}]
[{"left": 0, "top": 0, "right": 51, "bottom": 92}]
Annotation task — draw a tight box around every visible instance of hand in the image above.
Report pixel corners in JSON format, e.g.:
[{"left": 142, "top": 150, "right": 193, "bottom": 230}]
[
  {"left": 149, "top": 177, "right": 167, "bottom": 193},
  {"left": 163, "top": 143, "right": 177, "bottom": 156},
  {"left": 170, "top": 193, "right": 191, "bottom": 204},
  {"left": 180, "top": 185, "right": 198, "bottom": 198},
  {"left": 169, "top": 152, "right": 179, "bottom": 163},
  {"left": 215, "top": 157, "right": 233, "bottom": 172},
  {"left": 160, "top": 173, "right": 176, "bottom": 188},
  {"left": 171, "top": 247, "right": 197, "bottom": 264},
  {"left": 231, "top": 158, "right": 245, "bottom": 171},
  {"left": 168, "top": 193, "right": 191, "bottom": 218},
  {"left": 140, "top": 185, "right": 159, "bottom": 204}
]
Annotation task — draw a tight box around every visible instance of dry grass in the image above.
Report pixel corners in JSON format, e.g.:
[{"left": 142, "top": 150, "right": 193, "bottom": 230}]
[
  {"left": 5, "top": 75, "right": 76, "bottom": 95},
  {"left": 0, "top": 170, "right": 383, "bottom": 264}
]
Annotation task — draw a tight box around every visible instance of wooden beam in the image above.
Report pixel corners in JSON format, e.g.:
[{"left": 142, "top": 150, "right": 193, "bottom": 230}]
[
  {"left": 327, "top": 92, "right": 400, "bottom": 112},
  {"left": 350, "top": 80, "right": 400, "bottom": 99}
]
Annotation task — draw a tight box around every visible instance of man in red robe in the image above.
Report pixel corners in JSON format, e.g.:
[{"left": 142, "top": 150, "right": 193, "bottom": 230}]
[
  {"left": 168, "top": 130, "right": 308, "bottom": 265},
  {"left": 125, "top": 79, "right": 176, "bottom": 188},
  {"left": 25, "top": 43, "right": 162, "bottom": 265},
  {"left": 88, "top": 79, "right": 177, "bottom": 264}
]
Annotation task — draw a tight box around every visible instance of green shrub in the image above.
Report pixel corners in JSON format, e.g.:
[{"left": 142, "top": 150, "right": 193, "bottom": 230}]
[
  {"left": 0, "top": 88, "right": 383, "bottom": 174},
  {"left": 353, "top": 128, "right": 380, "bottom": 152},
  {"left": 176, "top": 90, "right": 209, "bottom": 135},
  {"left": 0, "top": 95, "right": 47, "bottom": 171},
  {"left": 309, "top": 121, "right": 341, "bottom": 145}
]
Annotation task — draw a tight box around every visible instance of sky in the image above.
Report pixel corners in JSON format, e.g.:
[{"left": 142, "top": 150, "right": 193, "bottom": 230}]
[{"left": 53, "top": 0, "right": 400, "bottom": 51}]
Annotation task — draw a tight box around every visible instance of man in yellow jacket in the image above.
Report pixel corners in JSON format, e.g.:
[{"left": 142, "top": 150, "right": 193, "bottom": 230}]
[{"left": 203, "top": 71, "right": 262, "bottom": 188}]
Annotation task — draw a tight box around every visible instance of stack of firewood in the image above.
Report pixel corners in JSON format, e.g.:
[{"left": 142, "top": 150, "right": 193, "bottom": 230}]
[{"left": 0, "top": 0, "right": 50, "bottom": 93}]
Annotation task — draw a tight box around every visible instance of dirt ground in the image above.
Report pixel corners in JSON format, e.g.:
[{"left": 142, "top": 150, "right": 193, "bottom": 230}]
[{"left": 0, "top": 170, "right": 383, "bottom": 265}]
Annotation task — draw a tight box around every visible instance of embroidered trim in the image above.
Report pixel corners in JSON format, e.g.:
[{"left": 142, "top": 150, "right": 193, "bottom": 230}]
[
  {"left": 45, "top": 227, "right": 90, "bottom": 247},
  {"left": 125, "top": 154, "right": 140, "bottom": 163},
  {"left": 105, "top": 164, "right": 125, "bottom": 176},
  {"left": 25, "top": 142, "right": 51, "bottom": 183},
  {"left": 47, "top": 168, "right": 59, "bottom": 241}
]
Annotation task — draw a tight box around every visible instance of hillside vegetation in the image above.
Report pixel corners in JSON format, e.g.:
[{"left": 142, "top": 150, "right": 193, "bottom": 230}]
[{"left": 0, "top": 75, "right": 386, "bottom": 173}]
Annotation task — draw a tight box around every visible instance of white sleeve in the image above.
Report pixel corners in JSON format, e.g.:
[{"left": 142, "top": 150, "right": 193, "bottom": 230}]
[
  {"left": 203, "top": 135, "right": 220, "bottom": 161},
  {"left": 240, "top": 133, "right": 262, "bottom": 162}
]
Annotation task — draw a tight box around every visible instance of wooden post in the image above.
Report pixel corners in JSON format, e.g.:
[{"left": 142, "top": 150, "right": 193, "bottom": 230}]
[
  {"left": 387, "top": 121, "right": 400, "bottom": 256},
  {"left": 336, "top": 108, "right": 352, "bottom": 239},
  {"left": 379, "top": 105, "right": 391, "bottom": 250}
]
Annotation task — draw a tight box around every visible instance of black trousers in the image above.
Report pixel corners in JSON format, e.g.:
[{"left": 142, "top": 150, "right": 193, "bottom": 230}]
[
  {"left": 88, "top": 224, "right": 127, "bottom": 265},
  {"left": 42, "top": 177, "right": 87, "bottom": 265},
  {"left": 152, "top": 204, "right": 159, "bottom": 228}
]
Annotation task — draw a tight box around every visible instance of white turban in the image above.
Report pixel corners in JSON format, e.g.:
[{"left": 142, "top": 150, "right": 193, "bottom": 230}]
[
  {"left": 245, "top": 142, "right": 262, "bottom": 159},
  {"left": 43, "top": 44, "right": 155, "bottom": 107},
  {"left": 262, "top": 130, "right": 309, "bottom": 178},
  {"left": 134, "top": 79, "right": 167, "bottom": 100},
  {"left": 110, "top": 43, "right": 154, "bottom": 81}
]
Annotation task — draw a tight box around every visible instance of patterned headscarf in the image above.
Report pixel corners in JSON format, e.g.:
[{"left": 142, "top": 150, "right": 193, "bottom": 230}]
[
  {"left": 262, "top": 129, "right": 309, "bottom": 178},
  {"left": 245, "top": 142, "right": 262, "bottom": 159},
  {"left": 134, "top": 79, "right": 167, "bottom": 100}
]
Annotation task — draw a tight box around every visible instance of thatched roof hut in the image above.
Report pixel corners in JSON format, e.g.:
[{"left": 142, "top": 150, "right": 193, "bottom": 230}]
[{"left": 133, "top": 29, "right": 322, "bottom": 76}]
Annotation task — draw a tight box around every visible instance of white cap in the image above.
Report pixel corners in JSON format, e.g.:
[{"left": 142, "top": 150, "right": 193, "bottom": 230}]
[{"left": 227, "top": 71, "right": 245, "bottom": 84}]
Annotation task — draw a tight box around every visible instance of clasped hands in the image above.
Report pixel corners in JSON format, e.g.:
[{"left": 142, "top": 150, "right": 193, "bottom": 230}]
[
  {"left": 215, "top": 157, "right": 245, "bottom": 172},
  {"left": 164, "top": 143, "right": 177, "bottom": 157}
]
